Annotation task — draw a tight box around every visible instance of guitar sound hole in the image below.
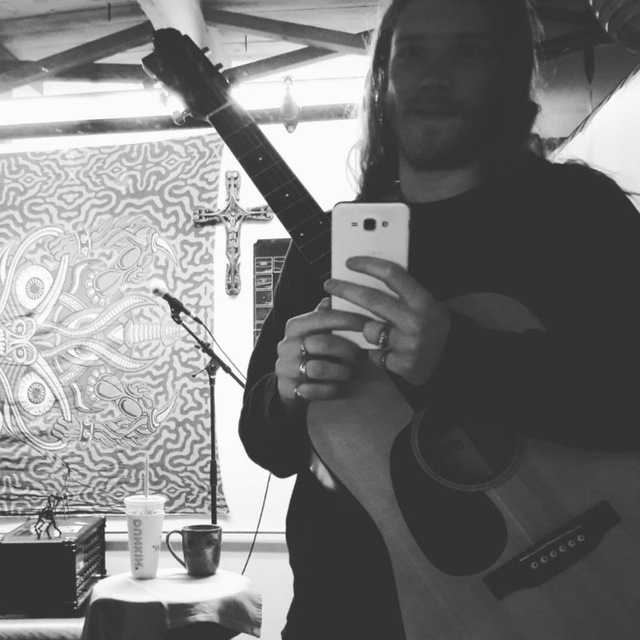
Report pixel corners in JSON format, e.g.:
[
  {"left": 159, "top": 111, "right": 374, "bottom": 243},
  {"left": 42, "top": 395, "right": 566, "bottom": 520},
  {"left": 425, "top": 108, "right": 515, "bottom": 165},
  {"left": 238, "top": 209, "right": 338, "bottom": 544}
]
[{"left": 411, "top": 403, "right": 524, "bottom": 490}]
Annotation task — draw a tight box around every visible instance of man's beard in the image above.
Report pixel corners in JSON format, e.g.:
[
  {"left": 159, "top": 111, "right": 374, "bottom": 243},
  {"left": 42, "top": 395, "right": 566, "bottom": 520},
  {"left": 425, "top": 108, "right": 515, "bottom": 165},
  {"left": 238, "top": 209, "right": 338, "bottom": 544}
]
[{"left": 388, "top": 103, "right": 499, "bottom": 171}]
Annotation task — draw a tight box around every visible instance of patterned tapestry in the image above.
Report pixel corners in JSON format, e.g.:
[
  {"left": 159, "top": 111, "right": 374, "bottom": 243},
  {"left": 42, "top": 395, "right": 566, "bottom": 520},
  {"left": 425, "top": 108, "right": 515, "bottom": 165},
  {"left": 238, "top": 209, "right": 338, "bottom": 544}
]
[{"left": 0, "top": 133, "right": 230, "bottom": 516}]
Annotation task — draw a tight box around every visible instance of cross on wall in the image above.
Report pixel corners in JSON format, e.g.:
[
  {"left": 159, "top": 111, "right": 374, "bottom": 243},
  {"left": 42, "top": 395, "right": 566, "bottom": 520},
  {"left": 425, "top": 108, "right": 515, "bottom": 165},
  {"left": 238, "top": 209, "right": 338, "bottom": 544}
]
[{"left": 194, "top": 170, "right": 274, "bottom": 295}]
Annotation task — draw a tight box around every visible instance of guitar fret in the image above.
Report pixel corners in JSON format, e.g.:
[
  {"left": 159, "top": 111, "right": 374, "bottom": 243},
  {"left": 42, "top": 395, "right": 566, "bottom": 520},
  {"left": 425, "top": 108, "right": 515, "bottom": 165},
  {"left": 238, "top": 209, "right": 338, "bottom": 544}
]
[
  {"left": 273, "top": 198, "right": 326, "bottom": 236},
  {"left": 200, "top": 71, "right": 330, "bottom": 282},
  {"left": 234, "top": 147, "right": 288, "bottom": 181},
  {"left": 299, "top": 233, "right": 332, "bottom": 265},
  {"left": 309, "top": 249, "right": 331, "bottom": 270},
  {"left": 288, "top": 214, "right": 331, "bottom": 245},
  {"left": 212, "top": 114, "right": 320, "bottom": 220},
  {"left": 262, "top": 178, "right": 315, "bottom": 210}
]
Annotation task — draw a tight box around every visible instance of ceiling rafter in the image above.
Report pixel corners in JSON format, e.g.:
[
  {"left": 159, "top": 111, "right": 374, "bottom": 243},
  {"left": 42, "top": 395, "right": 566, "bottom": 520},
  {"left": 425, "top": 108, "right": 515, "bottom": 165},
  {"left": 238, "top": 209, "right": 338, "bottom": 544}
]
[
  {"left": 541, "top": 27, "right": 611, "bottom": 60},
  {"left": 226, "top": 30, "right": 371, "bottom": 83},
  {"left": 0, "top": 5, "right": 368, "bottom": 93},
  {"left": 0, "top": 42, "right": 18, "bottom": 62},
  {"left": 0, "top": 61, "right": 147, "bottom": 84},
  {"left": 0, "top": 22, "right": 370, "bottom": 89},
  {"left": 0, "top": 103, "right": 355, "bottom": 141},
  {"left": 0, "top": 6, "right": 144, "bottom": 38},
  {"left": 535, "top": 5, "right": 602, "bottom": 29},
  {"left": 0, "top": 5, "right": 367, "bottom": 55},
  {"left": 202, "top": 7, "right": 367, "bottom": 54},
  {"left": 0, "top": 40, "right": 44, "bottom": 93},
  {"left": 0, "top": 22, "right": 153, "bottom": 95}
]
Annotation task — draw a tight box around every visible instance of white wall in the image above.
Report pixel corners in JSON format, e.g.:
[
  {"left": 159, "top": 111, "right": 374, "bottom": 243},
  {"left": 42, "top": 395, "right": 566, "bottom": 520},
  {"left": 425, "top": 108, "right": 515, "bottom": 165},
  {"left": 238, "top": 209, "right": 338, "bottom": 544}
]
[
  {"left": 552, "top": 65, "right": 640, "bottom": 209},
  {"left": 212, "top": 118, "right": 361, "bottom": 534},
  {"left": 535, "top": 44, "right": 639, "bottom": 139}
]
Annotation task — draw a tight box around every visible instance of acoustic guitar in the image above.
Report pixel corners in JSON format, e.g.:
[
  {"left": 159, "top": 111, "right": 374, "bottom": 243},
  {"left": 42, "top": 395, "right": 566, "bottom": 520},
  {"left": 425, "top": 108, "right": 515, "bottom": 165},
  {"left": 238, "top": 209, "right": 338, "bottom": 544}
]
[{"left": 142, "top": 29, "right": 640, "bottom": 639}]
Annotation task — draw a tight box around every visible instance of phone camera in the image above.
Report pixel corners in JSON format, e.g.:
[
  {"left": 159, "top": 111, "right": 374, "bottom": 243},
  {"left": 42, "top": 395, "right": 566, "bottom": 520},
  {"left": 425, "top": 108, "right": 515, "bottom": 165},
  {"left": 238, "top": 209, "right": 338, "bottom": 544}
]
[{"left": 364, "top": 218, "right": 376, "bottom": 231}]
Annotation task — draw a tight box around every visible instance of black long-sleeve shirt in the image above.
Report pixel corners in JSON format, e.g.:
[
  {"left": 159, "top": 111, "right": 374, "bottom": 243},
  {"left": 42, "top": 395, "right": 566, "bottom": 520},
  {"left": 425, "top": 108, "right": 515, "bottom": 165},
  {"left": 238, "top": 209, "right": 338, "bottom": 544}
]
[{"left": 239, "top": 156, "right": 640, "bottom": 640}]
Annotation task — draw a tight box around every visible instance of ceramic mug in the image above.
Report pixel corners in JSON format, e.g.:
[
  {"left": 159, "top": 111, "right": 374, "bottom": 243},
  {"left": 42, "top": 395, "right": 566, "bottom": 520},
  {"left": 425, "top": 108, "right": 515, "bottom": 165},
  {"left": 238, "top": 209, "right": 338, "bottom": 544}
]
[{"left": 166, "top": 524, "right": 222, "bottom": 577}]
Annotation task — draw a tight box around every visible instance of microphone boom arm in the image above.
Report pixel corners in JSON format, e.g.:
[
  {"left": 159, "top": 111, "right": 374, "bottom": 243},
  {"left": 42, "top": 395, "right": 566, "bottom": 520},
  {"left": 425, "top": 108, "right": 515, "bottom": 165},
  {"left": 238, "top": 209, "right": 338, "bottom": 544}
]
[
  {"left": 170, "top": 314, "right": 245, "bottom": 389},
  {"left": 166, "top": 312, "right": 244, "bottom": 524}
]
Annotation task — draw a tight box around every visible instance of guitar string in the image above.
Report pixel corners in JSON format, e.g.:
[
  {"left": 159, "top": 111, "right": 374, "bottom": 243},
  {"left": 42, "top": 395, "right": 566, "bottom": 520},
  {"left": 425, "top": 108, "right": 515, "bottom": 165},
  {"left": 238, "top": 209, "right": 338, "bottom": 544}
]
[{"left": 213, "top": 112, "right": 331, "bottom": 277}]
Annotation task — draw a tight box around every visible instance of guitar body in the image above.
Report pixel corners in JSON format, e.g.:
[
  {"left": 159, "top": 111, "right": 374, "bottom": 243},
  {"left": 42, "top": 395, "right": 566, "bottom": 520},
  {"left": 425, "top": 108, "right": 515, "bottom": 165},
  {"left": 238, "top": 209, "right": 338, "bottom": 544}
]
[{"left": 308, "top": 293, "right": 640, "bottom": 639}]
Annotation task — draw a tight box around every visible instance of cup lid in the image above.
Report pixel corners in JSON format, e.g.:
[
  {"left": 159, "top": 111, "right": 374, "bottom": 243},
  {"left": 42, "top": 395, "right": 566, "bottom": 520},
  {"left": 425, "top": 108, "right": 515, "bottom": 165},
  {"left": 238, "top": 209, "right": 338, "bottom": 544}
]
[{"left": 124, "top": 494, "right": 166, "bottom": 513}]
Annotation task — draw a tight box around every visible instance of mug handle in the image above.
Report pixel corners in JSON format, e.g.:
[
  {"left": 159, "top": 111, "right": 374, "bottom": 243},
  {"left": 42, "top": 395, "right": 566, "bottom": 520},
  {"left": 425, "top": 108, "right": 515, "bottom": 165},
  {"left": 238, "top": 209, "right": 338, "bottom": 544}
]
[{"left": 165, "top": 530, "right": 186, "bottom": 568}]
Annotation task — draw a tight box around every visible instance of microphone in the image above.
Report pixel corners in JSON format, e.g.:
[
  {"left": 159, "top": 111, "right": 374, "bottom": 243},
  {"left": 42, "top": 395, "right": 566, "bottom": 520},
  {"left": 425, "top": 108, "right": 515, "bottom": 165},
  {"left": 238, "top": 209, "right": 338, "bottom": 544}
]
[{"left": 151, "top": 281, "right": 201, "bottom": 321}]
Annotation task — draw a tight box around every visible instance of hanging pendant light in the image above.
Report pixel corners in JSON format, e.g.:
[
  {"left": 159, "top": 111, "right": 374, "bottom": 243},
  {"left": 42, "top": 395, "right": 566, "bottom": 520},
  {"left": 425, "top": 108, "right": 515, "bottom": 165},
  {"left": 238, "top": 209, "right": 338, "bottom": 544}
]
[
  {"left": 590, "top": 0, "right": 640, "bottom": 54},
  {"left": 281, "top": 76, "right": 301, "bottom": 134}
]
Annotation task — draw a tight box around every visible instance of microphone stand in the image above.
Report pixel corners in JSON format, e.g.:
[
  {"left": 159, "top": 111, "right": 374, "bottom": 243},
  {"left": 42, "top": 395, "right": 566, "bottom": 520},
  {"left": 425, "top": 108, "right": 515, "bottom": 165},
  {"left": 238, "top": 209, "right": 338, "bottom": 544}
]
[{"left": 167, "top": 307, "right": 245, "bottom": 525}]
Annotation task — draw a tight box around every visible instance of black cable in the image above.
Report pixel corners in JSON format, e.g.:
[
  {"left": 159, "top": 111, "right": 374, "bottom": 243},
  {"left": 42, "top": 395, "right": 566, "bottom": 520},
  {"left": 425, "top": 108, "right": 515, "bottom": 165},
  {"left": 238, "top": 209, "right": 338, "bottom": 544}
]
[
  {"left": 197, "top": 318, "right": 247, "bottom": 383},
  {"left": 241, "top": 471, "right": 272, "bottom": 575}
]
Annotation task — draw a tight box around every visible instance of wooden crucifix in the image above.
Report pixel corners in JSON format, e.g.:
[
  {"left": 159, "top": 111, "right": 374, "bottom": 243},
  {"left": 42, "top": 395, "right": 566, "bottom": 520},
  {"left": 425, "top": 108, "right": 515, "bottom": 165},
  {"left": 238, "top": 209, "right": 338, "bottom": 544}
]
[{"left": 194, "top": 170, "right": 274, "bottom": 295}]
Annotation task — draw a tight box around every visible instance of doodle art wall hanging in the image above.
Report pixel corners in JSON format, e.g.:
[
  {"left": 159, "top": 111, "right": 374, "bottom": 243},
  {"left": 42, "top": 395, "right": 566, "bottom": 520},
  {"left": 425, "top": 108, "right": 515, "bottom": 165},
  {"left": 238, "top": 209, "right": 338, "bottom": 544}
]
[{"left": 0, "top": 133, "right": 230, "bottom": 516}]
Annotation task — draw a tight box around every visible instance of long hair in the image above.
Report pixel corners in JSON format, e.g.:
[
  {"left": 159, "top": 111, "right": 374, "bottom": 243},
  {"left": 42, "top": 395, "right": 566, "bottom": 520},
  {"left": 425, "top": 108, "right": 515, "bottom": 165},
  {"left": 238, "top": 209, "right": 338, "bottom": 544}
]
[{"left": 354, "top": 0, "right": 543, "bottom": 201}]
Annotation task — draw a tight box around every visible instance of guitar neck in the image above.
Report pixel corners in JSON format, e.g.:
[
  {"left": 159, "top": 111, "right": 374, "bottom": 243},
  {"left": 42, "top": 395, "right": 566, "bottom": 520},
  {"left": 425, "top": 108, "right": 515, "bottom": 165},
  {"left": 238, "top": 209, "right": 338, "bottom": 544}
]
[
  {"left": 142, "top": 28, "right": 331, "bottom": 281},
  {"left": 206, "top": 102, "right": 331, "bottom": 282}
]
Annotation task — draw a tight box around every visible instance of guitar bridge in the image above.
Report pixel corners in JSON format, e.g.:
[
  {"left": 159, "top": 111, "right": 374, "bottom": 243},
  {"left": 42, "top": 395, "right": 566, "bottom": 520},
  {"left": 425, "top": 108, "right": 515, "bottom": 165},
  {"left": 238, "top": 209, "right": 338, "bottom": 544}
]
[{"left": 483, "top": 501, "right": 620, "bottom": 600}]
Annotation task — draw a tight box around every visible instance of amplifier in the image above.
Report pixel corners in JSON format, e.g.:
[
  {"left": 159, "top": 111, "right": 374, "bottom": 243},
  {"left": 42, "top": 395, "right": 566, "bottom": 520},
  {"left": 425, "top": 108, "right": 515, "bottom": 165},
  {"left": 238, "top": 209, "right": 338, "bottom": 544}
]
[{"left": 0, "top": 515, "right": 107, "bottom": 616}]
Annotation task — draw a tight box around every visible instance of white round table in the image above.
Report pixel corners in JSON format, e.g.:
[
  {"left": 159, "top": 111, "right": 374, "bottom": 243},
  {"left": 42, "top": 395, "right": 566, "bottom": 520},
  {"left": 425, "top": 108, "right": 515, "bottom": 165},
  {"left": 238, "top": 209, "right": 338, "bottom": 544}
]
[{"left": 80, "top": 568, "right": 261, "bottom": 640}]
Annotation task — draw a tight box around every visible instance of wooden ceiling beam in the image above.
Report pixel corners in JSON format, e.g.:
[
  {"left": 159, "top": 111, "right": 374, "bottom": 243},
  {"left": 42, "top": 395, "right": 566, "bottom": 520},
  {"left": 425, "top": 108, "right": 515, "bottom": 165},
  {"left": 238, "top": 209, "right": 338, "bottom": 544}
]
[
  {"left": 0, "top": 26, "right": 371, "bottom": 88},
  {"left": 0, "top": 42, "right": 17, "bottom": 62},
  {"left": 0, "top": 61, "right": 148, "bottom": 84},
  {"left": 226, "top": 46, "right": 343, "bottom": 83},
  {"left": 0, "top": 104, "right": 356, "bottom": 140},
  {"left": 0, "top": 22, "right": 153, "bottom": 95},
  {"left": 0, "top": 6, "right": 144, "bottom": 38},
  {"left": 0, "top": 41, "right": 43, "bottom": 93},
  {"left": 202, "top": 7, "right": 367, "bottom": 54},
  {"left": 535, "top": 5, "right": 601, "bottom": 29},
  {"left": 225, "top": 30, "right": 371, "bottom": 83},
  {"left": 540, "top": 28, "right": 611, "bottom": 60}
]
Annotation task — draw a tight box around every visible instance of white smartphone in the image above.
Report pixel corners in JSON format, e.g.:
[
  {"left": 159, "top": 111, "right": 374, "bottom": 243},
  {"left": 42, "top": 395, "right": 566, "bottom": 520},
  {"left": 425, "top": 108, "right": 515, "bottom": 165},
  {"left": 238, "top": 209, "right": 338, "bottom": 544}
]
[{"left": 331, "top": 201, "right": 410, "bottom": 349}]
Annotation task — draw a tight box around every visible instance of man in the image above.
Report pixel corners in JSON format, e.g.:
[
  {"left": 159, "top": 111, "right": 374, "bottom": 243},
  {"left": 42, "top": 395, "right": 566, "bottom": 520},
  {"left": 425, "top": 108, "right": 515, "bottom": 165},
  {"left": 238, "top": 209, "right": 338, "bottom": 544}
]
[{"left": 239, "top": 0, "right": 640, "bottom": 638}]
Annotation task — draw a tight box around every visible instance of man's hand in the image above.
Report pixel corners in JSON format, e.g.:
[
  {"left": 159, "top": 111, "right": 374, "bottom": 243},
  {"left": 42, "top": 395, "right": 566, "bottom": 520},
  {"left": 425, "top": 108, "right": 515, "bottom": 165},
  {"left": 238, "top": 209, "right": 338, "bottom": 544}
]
[
  {"left": 276, "top": 298, "right": 368, "bottom": 412},
  {"left": 324, "top": 256, "right": 451, "bottom": 385}
]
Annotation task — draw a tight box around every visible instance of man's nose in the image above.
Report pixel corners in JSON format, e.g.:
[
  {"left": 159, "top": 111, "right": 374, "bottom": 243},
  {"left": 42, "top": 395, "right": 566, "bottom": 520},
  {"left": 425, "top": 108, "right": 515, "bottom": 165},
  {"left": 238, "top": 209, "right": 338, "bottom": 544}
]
[{"left": 418, "top": 59, "right": 453, "bottom": 90}]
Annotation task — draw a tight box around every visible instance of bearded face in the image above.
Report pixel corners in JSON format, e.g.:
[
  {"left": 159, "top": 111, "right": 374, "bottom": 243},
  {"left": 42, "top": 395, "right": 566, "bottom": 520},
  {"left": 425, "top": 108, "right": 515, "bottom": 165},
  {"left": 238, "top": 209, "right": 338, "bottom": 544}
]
[{"left": 385, "top": 0, "right": 510, "bottom": 171}]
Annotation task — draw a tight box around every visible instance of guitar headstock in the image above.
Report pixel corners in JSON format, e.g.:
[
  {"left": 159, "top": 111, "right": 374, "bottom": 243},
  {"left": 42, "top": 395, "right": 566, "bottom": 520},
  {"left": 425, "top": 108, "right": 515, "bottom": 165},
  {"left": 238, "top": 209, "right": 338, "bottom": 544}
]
[{"left": 142, "top": 28, "right": 228, "bottom": 122}]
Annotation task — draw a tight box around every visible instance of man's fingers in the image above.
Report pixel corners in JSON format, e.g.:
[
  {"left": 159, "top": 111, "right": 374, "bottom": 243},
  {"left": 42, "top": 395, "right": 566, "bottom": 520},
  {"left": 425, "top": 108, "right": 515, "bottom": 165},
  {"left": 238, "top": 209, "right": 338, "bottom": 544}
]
[
  {"left": 303, "top": 332, "right": 362, "bottom": 362},
  {"left": 324, "top": 278, "right": 413, "bottom": 327},
  {"left": 315, "top": 296, "right": 331, "bottom": 311},
  {"left": 288, "top": 381, "right": 341, "bottom": 403},
  {"left": 285, "top": 305, "right": 368, "bottom": 339},
  {"left": 336, "top": 256, "right": 427, "bottom": 310},
  {"left": 303, "top": 358, "right": 355, "bottom": 382}
]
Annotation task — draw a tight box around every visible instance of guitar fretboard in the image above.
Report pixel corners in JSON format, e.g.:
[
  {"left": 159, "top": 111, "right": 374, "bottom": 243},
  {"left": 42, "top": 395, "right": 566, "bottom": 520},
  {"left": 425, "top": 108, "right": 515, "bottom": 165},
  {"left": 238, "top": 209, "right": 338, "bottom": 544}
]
[{"left": 207, "top": 100, "right": 331, "bottom": 282}]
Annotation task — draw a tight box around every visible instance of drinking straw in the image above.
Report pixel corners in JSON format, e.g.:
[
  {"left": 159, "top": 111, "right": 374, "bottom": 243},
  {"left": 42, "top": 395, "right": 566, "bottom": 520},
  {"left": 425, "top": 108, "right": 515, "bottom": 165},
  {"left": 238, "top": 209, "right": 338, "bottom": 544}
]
[{"left": 144, "top": 453, "right": 149, "bottom": 498}]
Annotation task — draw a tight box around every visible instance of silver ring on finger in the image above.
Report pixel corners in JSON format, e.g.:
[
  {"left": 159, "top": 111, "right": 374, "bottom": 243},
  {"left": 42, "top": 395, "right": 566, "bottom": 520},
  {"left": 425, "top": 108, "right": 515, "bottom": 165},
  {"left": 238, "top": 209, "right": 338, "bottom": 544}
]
[
  {"left": 377, "top": 324, "right": 391, "bottom": 350},
  {"left": 300, "top": 340, "right": 307, "bottom": 358},
  {"left": 378, "top": 349, "right": 390, "bottom": 370},
  {"left": 294, "top": 383, "right": 306, "bottom": 402},
  {"left": 299, "top": 358, "right": 308, "bottom": 381}
]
